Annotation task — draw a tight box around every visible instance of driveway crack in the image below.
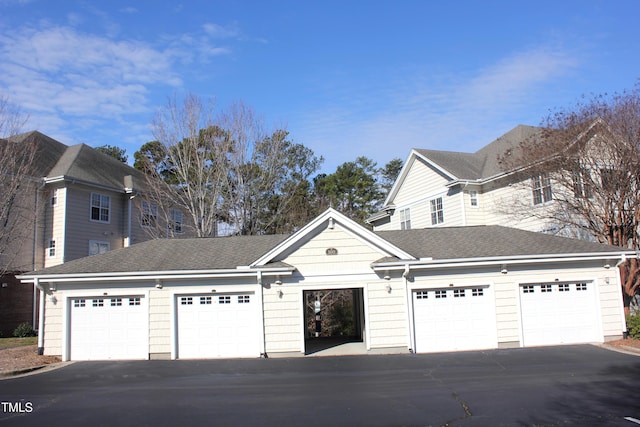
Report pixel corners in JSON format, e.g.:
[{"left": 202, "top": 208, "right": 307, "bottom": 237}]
[{"left": 440, "top": 391, "right": 472, "bottom": 427}]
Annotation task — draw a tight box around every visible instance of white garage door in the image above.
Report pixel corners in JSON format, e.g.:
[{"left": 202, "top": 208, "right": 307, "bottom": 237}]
[
  {"left": 177, "top": 293, "right": 260, "bottom": 359},
  {"left": 520, "top": 282, "right": 600, "bottom": 346},
  {"left": 70, "top": 296, "right": 148, "bottom": 360},
  {"left": 413, "top": 286, "right": 497, "bottom": 353}
]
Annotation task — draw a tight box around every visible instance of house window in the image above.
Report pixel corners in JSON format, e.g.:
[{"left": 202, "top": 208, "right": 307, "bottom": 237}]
[
  {"left": 572, "top": 170, "right": 593, "bottom": 199},
  {"left": 51, "top": 189, "right": 58, "bottom": 207},
  {"left": 47, "top": 239, "right": 56, "bottom": 258},
  {"left": 469, "top": 190, "right": 478, "bottom": 207},
  {"left": 238, "top": 295, "right": 250, "bottom": 304},
  {"left": 141, "top": 201, "right": 158, "bottom": 228},
  {"left": 89, "top": 240, "right": 110, "bottom": 256},
  {"left": 399, "top": 208, "right": 411, "bottom": 230},
  {"left": 90, "top": 193, "right": 110, "bottom": 223},
  {"left": 170, "top": 209, "right": 183, "bottom": 233},
  {"left": 430, "top": 197, "right": 444, "bottom": 225},
  {"left": 532, "top": 174, "right": 552, "bottom": 205}
]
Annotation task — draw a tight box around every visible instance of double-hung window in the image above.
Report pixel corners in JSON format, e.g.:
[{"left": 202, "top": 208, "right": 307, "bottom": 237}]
[
  {"left": 91, "top": 193, "right": 110, "bottom": 222},
  {"left": 399, "top": 208, "right": 411, "bottom": 230},
  {"left": 430, "top": 197, "right": 444, "bottom": 225},
  {"left": 47, "top": 239, "right": 56, "bottom": 258},
  {"left": 141, "top": 200, "right": 158, "bottom": 228},
  {"left": 469, "top": 190, "right": 478, "bottom": 207},
  {"left": 170, "top": 209, "right": 183, "bottom": 233},
  {"left": 532, "top": 174, "right": 552, "bottom": 205}
]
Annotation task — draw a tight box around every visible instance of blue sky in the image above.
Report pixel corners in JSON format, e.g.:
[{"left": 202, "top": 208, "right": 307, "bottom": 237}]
[{"left": 1, "top": 0, "right": 638, "bottom": 173}]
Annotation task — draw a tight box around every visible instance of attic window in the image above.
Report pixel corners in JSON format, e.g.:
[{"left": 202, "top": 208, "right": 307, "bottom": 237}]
[{"left": 399, "top": 208, "right": 411, "bottom": 230}]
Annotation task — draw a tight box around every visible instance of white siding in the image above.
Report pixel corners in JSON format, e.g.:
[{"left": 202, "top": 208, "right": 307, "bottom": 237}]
[
  {"left": 366, "top": 280, "right": 408, "bottom": 348},
  {"left": 44, "top": 186, "right": 66, "bottom": 268},
  {"left": 378, "top": 158, "right": 466, "bottom": 231},
  {"left": 149, "top": 289, "right": 171, "bottom": 354}
]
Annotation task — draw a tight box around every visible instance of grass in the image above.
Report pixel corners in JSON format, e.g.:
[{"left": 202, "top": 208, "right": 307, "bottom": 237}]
[{"left": 0, "top": 336, "right": 37, "bottom": 349}]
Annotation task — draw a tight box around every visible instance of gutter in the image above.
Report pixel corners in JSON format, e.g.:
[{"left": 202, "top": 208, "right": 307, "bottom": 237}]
[
  {"left": 371, "top": 251, "right": 637, "bottom": 272},
  {"left": 18, "top": 266, "right": 296, "bottom": 284}
]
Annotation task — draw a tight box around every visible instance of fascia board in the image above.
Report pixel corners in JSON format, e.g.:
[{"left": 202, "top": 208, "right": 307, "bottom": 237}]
[
  {"left": 44, "top": 175, "right": 127, "bottom": 194},
  {"left": 18, "top": 267, "right": 296, "bottom": 283},
  {"left": 383, "top": 150, "right": 458, "bottom": 206},
  {"left": 372, "top": 251, "right": 636, "bottom": 271}
]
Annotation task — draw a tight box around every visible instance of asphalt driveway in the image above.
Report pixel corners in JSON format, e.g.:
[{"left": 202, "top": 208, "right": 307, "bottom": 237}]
[{"left": 1, "top": 345, "right": 639, "bottom": 426}]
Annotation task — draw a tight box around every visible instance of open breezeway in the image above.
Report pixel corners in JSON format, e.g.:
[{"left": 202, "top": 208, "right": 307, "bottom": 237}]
[{"left": 2, "top": 346, "right": 639, "bottom": 426}]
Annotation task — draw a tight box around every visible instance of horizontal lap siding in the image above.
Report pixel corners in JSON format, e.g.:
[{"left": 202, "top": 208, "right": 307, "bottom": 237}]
[
  {"left": 263, "top": 287, "right": 300, "bottom": 352},
  {"left": 149, "top": 290, "right": 170, "bottom": 354},
  {"left": 367, "top": 281, "right": 407, "bottom": 348},
  {"left": 387, "top": 158, "right": 464, "bottom": 230},
  {"left": 64, "top": 185, "right": 125, "bottom": 262},
  {"left": 43, "top": 298, "right": 63, "bottom": 356}
]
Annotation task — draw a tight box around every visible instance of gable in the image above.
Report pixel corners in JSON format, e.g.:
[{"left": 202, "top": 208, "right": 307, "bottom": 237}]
[
  {"left": 391, "top": 155, "right": 451, "bottom": 206},
  {"left": 253, "top": 209, "right": 415, "bottom": 270},
  {"left": 279, "top": 223, "right": 396, "bottom": 276}
]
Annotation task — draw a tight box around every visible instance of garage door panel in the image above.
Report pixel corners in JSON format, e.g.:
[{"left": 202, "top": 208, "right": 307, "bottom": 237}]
[
  {"left": 520, "top": 282, "right": 599, "bottom": 347},
  {"left": 413, "top": 287, "right": 497, "bottom": 353},
  {"left": 177, "top": 293, "right": 260, "bottom": 359},
  {"left": 70, "top": 296, "right": 147, "bottom": 361}
]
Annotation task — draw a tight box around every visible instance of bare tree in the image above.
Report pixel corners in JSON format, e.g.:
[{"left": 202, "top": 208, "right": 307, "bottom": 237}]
[
  {"left": 138, "top": 95, "right": 322, "bottom": 238},
  {"left": 500, "top": 85, "right": 640, "bottom": 308},
  {"left": 0, "top": 95, "right": 34, "bottom": 275},
  {"left": 138, "top": 93, "right": 230, "bottom": 238},
  {"left": 220, "top": 102, "right": 322, "bottom": 235}
]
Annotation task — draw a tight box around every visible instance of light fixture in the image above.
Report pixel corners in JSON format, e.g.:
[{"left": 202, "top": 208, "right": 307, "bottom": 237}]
[
  {"left": 604, "top": 264, "right": 611, "bottom": 269},
  {"left": 277, "top": 289, "right": 283, "bottom": 298},
  {"left": 385, "top": 284, "right": 392, "bottom": 293},
  {"left": 211, "top": 289, "right": 216, "bottom": 293},
  {"left": 383, "top": 275, "right": 391, "bottom": 281},
  {"left": 50, "top": 284, "right": 56, "bottom": 291},
  {"left": 275, "top": 280, "right": 283, "bottom": 285},
  {"left": 500, "top": 264, "right": 508, "bottom": 275},
  {"left": 155, "top": 279, "right": 163, "bottom": 289},
  {"left": 49, "top": 295, "right": 57, "bottom": 304}
]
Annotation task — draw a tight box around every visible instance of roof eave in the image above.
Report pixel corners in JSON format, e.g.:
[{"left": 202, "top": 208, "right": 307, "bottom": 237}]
[
  {"left": 19, "top": 266, "right": 297, "bottom": 283},
  {"left": 371, "top": 251, "right": 636, "bottom": 271}
]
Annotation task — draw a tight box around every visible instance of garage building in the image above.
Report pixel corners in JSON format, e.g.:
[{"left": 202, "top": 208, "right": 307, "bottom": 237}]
[{"left": 20, "top": 209, "right": 634, "bottom": 361}]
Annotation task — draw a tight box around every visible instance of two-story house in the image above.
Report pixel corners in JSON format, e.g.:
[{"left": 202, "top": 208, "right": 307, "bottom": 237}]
[
  {"left": 0, "top": 131, "right": 188, "bottom": 335},
  {"left": 367, "top": 125, "right": 570, "bottom": 235}
]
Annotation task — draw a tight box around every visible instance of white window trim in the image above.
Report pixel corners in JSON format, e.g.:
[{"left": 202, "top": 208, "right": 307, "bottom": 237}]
[
  {"left": 89, "top": 240, "right": 110, "bottom": 256},
  {"left": 399, "top": 207, "right": 411, "bottom": 230},
  {"left": 469, "top": 190, "right": 479, "bottom": 208},
  {"left": 430, "top": 196, "right": 444, "bottom": 225},
  {"left": 90, "top": 193, "right": 111, "bottom": 223},
  {"left": 170, "top": 208, "right": 184, "bottom": 233},
  {"left": 532, "top": 174, "right": 553, "bottom": 206},
  {"left": 141, "top": 200, "right": 158, "bottom": 228},
  {"left": 47, "top": 239, "right": 56, "bottom": 258}
]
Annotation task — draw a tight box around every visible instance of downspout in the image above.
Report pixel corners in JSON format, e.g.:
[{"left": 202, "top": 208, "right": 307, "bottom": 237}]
[
  {"left": 257, "top": 271, "right": 267, "bottom": 358},
  {"left": 35, "top": 278, "right": 45, "bottom": 355},
  {"left": 403, "top": 264, "right": 415, "bottom": 353}
]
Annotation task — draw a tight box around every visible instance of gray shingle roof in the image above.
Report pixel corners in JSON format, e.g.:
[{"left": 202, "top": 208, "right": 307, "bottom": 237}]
[
  {"left": 29, "top": 234, "right": 291, "bottom": 275},
  {"left": 376, "top": 225, "right": 627, "bottom": 260},
  {"left": 4, "top": 130, "right": 68, "bottom": 176},
  {"left": 414, "top": 125, "right": 545, "bottom": 181},
  {"left": 26, "top": 225, "right": 628, "bottom": 277},
  {"left": 5, "top": 130, "right": 147, "bottom": 192}
]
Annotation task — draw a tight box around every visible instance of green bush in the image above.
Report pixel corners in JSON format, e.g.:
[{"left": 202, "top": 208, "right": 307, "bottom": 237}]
[
  {"left": 13, "top": 322, "right": 36, "bottom": 338},
  {"left": 626, "top": 314, "right": 640, "bottom": 339}
]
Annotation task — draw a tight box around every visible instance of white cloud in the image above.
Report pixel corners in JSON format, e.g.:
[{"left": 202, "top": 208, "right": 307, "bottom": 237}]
[{"left": 295, "top": 46, "right": 581, "bottom": 172}]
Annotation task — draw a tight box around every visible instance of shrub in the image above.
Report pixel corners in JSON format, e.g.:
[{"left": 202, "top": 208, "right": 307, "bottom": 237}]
[
  {"left": 13, "top": 322, "right": 36, "bottom": 338},
  {"left": 626, "top": 314, "right": 640, "bottom": 339}
]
